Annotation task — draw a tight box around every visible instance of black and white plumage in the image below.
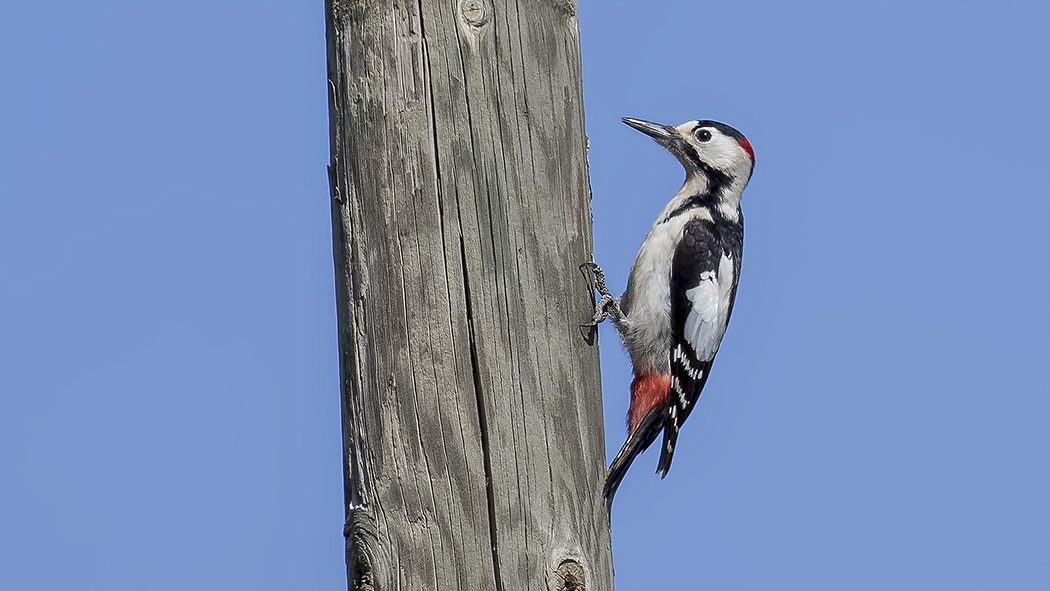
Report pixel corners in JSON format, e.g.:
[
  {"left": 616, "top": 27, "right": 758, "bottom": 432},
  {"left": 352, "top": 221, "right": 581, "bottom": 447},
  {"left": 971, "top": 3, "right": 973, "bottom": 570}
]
[{"left": 587, "top": 116, "right": 755, "bottom": 503}]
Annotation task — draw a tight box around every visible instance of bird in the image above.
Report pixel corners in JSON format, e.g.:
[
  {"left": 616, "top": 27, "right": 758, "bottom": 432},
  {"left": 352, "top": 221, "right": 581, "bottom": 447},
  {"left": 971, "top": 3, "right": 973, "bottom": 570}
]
[{"left": 585, "top": 116, "right": 755, "bottom": 503}]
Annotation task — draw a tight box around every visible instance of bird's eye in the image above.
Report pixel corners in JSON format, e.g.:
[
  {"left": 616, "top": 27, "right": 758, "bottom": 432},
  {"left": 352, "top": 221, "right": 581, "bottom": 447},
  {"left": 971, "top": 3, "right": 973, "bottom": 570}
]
[{"left": 696, "top": 129, "right": 712, "bottom": 142}]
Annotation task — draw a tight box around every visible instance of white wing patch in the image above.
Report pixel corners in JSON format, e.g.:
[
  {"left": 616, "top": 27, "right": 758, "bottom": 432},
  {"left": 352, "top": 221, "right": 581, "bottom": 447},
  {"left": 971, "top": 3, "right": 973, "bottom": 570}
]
[{"left": 682, "top": 253, "right": 735, "bottom": 362}]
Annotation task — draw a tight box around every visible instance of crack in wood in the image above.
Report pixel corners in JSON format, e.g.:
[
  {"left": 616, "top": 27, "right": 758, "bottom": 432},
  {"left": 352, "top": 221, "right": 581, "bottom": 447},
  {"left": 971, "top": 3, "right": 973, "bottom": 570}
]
[{"left": 461, "top": 237, "right": 505, "bottom": 591}]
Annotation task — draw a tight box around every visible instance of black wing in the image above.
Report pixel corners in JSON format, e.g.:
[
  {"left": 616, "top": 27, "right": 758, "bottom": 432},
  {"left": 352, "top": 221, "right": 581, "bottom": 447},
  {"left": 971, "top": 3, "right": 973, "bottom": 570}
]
[{"left": 656, "top": 217, "right": 737, "bottom": 476}]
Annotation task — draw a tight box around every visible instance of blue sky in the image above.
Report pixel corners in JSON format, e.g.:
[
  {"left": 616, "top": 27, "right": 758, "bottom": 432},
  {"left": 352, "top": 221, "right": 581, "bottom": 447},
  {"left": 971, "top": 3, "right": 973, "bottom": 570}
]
[{"left": 3, "top": 1, "right": 1048, "bottom": 589}]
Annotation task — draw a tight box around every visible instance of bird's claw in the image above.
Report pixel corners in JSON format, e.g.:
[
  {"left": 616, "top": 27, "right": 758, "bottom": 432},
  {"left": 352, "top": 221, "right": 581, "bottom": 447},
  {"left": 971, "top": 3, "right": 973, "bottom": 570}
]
[{"left": 580, "top": 261, "right": 622, "bottom": 327}]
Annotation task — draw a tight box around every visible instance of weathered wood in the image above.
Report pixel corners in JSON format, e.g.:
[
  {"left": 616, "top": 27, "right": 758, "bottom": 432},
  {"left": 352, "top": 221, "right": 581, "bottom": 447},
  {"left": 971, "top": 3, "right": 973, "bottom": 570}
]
[{"left": 325, "top": 0, "right": 613, "bottom": 589}]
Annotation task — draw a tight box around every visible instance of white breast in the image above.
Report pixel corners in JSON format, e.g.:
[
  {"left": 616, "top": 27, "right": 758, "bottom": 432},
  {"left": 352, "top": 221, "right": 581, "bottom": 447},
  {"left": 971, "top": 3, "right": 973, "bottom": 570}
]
[{"left": 619, "top": 214, "right": 691, "bottom": 374}]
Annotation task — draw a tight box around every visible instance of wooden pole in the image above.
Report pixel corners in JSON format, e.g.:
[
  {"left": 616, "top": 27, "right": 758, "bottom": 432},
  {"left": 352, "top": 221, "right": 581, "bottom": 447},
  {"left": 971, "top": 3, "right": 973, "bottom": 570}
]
[{"left": 324, "top": 0, "right": 613, "bottom": 589}]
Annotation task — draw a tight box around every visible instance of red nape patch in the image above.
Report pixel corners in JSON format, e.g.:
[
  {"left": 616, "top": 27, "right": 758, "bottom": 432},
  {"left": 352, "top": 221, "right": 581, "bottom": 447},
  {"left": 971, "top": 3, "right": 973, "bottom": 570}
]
[
  {"left": 738, "top": 137, "right": 755, "bottom": 164},
  {"left": 627, "top": 373, "right": 671, "bottom": 435}
]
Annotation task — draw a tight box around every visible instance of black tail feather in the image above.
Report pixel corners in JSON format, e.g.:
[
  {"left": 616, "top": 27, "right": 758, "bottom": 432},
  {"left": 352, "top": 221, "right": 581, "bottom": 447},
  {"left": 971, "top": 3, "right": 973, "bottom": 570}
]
[
  {"left": 655, "top": 411, "right": 680, "bottom": 477},
  {"left": 604, "top": 403, "right": 669, "bottom": 505}
]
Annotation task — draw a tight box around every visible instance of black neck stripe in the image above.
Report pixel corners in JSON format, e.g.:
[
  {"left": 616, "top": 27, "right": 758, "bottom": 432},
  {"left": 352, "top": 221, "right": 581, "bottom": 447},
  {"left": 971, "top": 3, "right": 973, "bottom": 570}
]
[{"left": 661, "top": 192, "right": 735, "bottom": 225}]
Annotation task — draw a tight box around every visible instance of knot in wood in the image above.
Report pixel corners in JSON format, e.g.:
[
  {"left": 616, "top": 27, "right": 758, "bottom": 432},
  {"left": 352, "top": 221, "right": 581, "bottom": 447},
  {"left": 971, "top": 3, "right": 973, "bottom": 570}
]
[
  {"left": 551, "top": 559, "right": 585, "bottom": 591},
  {"left": 460, "top": 0, "right": 490, "bottom": 27}
]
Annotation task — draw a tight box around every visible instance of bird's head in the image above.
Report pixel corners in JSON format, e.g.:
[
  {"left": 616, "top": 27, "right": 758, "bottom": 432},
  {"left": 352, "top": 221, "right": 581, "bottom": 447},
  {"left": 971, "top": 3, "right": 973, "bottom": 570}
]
[{"left": 623, "top": 117, "right": 755, "bottom": 197}]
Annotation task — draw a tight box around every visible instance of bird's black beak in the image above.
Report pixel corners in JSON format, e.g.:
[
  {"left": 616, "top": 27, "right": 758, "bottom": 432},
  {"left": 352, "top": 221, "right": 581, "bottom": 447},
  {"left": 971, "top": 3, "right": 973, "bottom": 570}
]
[{"left": 622, "top": 117, "right": 676, "bottom": 145}]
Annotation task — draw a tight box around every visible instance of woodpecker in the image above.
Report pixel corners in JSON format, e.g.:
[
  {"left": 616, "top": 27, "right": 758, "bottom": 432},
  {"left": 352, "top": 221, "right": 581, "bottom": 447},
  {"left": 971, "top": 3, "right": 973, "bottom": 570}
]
[{"left": 587, "top": 116, "right": 755, "bottom": 502}]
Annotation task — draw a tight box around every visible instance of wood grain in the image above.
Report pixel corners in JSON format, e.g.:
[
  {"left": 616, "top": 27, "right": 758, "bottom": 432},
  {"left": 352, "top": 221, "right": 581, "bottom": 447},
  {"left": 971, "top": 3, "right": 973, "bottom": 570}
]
[{"left": 325, "top": 0, "right": 613, "bottom": 588}]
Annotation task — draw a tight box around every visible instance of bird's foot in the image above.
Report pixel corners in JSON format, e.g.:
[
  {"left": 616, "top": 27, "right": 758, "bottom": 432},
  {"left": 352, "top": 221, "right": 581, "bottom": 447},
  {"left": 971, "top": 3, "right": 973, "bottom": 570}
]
[{"left": 580, "top": 262, "right": 624, "bottom": 326}]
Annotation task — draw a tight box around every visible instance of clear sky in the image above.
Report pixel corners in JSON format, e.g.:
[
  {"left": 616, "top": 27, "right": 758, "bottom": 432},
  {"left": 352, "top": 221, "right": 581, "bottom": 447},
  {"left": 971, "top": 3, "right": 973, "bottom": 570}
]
[{"left": 3, "top": 1, "right": 1048, "bottom": 589}]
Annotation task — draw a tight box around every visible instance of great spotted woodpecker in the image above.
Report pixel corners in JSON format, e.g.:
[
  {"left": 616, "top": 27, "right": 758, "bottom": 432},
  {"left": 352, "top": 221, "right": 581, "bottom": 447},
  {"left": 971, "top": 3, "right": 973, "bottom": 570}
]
[{"left": 586, "top": 117, "right": 755, "bottom": 502}]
